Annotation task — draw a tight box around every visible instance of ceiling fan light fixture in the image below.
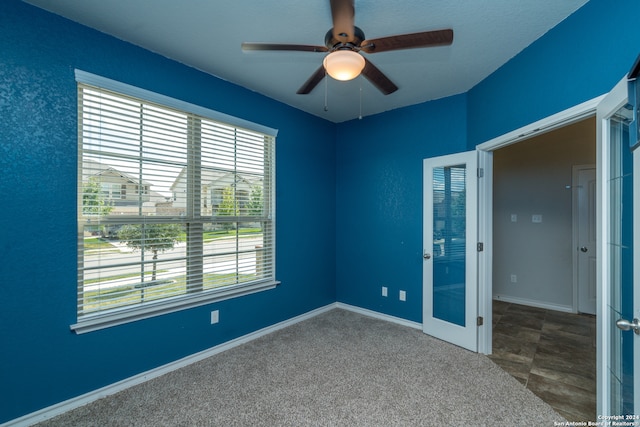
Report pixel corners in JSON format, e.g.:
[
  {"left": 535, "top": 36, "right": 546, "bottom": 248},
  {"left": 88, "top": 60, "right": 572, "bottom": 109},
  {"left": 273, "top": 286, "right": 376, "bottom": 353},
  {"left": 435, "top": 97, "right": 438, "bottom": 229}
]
[{"left": 323, "top": 50, "right": 365, "bottom": 81}]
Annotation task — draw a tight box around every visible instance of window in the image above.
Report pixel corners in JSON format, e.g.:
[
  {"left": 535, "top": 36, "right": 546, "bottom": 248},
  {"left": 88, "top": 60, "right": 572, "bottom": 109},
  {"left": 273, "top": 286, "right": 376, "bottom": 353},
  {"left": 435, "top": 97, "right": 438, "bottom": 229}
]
[{"left": 73, "top": 71, "right": 278, "bottom": 333}]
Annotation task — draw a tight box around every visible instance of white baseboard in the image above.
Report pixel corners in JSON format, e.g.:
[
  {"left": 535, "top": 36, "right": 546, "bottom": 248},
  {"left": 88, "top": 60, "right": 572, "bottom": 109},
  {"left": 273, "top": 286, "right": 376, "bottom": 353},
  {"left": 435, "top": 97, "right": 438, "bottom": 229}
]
[
  {"left": 493, "top": 294, "right": 574, "bottom": 313},
  {"left": 335, "top": 302, "right": 423, "bottom": 330},
  {"left": 3, "top": 303, "right": 337, "bottom": 427}
]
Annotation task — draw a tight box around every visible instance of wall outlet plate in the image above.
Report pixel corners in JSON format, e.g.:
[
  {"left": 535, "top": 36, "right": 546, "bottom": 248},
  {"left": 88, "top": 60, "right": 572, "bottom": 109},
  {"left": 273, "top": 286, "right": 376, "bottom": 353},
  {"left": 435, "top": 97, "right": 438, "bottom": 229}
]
[{"left": 399, "top": 290, "right": 406, "bottom": 301}]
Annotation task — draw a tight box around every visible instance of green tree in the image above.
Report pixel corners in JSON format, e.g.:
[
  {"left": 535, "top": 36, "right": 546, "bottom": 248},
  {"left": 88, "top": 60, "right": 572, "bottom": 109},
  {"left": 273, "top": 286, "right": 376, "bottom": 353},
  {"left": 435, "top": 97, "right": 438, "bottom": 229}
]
[
  {"left": 217, "top": 186, "right": 239, "bottom": 216},
  {"left": 82, "top": 177, "right": 113, "bottom": 217},
  {"left": 217, "top": 186, "right": 238, "bottom": 230},
  {"left": 247, "top": 184, "right": 263, "bottom": 216},
  {"left": 118, "top": 224, "right": 182, "bottom": 299}
]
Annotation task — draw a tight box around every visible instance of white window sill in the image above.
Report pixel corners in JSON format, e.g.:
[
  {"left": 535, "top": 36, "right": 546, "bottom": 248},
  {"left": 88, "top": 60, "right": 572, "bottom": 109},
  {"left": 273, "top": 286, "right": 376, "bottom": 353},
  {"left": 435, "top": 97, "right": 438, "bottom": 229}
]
[{"left": 71, "top": 280, "right": 280, "bottom": 334}]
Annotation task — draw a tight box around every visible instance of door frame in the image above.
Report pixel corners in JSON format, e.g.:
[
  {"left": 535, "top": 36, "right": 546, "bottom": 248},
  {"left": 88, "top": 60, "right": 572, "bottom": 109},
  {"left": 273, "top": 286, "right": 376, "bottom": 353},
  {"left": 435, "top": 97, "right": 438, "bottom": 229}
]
[{"left": 475, "top": 95, "right": 604, "bottom": 356}]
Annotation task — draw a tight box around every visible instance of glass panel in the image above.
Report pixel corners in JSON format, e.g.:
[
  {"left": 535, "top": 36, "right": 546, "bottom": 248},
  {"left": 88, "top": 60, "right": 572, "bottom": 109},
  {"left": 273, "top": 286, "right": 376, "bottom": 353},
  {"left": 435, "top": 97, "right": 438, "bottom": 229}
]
[
  {"left": 80, "top": 222, "right": 187, "bottom": 313},
  {"left": 609, "top": 308, "right": 624, "bottom": 415},
  {"left": 201, "top": 221, "right": 269, "bottom": 289},
  {"left": 607, "top": 110, "right": 634, "bottom": 415},
  {"left": 432, "top": 164, "right": 466, "bottom": 326}
]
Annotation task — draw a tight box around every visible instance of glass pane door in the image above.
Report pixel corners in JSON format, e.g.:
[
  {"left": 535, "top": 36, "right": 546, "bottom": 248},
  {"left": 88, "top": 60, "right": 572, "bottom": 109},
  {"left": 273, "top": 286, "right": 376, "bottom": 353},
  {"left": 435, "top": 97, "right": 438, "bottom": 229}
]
[
  {"left": 606, "top": 106, "right": 634, "bottom": 415},
  {"left": 423, "top": 151, "right": 477, "bottom": 351},
  {"left": 597, "top": 76, "right": 637, "bottom": 418}
]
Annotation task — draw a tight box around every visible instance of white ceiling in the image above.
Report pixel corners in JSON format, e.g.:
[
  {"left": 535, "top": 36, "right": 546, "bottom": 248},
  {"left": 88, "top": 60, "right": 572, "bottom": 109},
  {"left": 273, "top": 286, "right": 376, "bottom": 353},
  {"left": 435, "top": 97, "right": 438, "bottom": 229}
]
[{"left": 25, "top": 0, "right": 589, "bottom": 123}]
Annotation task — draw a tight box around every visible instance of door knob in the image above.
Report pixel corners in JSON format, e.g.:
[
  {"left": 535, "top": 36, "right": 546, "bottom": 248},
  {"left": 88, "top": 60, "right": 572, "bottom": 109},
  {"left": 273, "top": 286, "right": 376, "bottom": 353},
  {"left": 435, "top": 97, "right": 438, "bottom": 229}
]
[
  {"left": 423, "top": 251, "right": 431, "bottom": 260},
  {"left": 616, "top": 318, "right": 640, "bottom": 335},
  {"left": 580, "top": 246, "right": 588, "bottom": 253}
]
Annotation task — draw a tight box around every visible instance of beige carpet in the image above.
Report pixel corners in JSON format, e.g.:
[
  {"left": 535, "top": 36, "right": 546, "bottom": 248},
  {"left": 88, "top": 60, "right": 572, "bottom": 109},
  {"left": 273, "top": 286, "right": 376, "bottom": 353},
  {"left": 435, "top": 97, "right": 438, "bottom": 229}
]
[{"left": 37, "top": 309, "right": 565, "bottom": 426}]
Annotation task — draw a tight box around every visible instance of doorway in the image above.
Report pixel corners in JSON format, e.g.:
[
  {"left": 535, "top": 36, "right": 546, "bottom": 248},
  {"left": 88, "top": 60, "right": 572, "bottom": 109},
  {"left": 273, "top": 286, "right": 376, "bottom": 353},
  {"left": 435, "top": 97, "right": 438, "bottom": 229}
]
[
  {"left": 478, "top": 78, "right": 639, "bottom": 417},
  {"left": 472, "top": 96, "right": 604, "bottom": 421},
  {"left": 488, "top": 117, "right": 597, "bottom": 420},
  {"left": 491, "top": 118, "right": 596, "bottom": 313}
]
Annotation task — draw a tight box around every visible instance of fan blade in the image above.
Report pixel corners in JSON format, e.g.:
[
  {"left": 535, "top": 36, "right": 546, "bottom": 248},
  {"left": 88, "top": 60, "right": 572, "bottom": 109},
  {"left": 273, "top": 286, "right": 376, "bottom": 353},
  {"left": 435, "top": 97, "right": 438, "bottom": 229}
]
[
  {"left": 361, "top": 58, "right": 398, "bottom": 95},
  {"left": 330, "top": 0, "right": 355, "bottom": 43},
  {"left": 297, "top": 65, "right": 327, "bottom": 94},
  {"left": 242, "top": 42, "right": 328, "bottom": 53},
  {"left": 360, "top": 29, "right": 453, "bottom": 53}
]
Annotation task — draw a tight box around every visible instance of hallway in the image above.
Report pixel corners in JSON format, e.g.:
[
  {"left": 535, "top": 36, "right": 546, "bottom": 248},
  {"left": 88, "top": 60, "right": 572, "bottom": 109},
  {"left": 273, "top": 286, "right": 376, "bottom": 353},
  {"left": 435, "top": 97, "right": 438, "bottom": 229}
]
[{"left": 489, "top": 300, "right": 596, "bottom": 421}]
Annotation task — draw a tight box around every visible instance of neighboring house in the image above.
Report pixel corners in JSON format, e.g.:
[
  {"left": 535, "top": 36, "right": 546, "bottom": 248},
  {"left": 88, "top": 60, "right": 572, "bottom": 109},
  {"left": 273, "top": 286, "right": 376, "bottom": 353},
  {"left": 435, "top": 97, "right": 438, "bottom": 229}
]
[
  {"left": 170, "top": 167, "right": 261, "bottom": 217},
  {"left": 82, "top": 159, "right": 170, "bottom": 216}
]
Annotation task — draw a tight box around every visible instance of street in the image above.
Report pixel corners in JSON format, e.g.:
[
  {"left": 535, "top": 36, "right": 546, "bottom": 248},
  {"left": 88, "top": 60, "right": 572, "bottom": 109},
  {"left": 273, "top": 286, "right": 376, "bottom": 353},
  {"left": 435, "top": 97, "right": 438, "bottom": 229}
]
[{"left": 82, "top": 235, "right": 264, "bottom": 291}]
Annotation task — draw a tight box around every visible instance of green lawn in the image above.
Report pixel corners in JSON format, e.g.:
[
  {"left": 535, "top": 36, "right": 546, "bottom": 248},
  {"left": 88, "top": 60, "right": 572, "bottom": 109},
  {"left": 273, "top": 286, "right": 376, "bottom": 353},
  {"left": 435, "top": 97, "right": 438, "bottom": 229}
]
[
  {"left": 83, "top": 229, "right": 262, "bottom": 254},
  {"left": 81, "top": 272, "right": 257, "bottom": 313},
  {"left": 203, "top": 228, "right": 262, "bottom": 242},
  {"left": 83, "top": 237, "right": 116, "bottom": 250}
]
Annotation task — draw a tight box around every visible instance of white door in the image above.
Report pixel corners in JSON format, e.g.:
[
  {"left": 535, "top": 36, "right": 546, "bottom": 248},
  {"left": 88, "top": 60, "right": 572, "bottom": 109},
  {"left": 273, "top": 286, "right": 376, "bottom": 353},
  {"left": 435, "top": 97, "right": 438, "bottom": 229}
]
[
  {"left": 423, "top": 151, "right": 478, "bottom": 352},
  {"left": 576, "top": 167, "right": 597, "bottom": 315},
  {"left": 596, "top": 76, "right": 639, "bottom": 416}
]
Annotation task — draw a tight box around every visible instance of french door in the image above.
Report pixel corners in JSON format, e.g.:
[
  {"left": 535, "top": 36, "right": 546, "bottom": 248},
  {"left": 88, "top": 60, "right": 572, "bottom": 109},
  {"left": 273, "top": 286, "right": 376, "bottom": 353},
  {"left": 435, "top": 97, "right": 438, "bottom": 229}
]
[
  {"left": 597, "top": 76, "right": 639, "bottom": 417},
  {"left": 423, "top": 151, "right": 478, "bottom": 352}
]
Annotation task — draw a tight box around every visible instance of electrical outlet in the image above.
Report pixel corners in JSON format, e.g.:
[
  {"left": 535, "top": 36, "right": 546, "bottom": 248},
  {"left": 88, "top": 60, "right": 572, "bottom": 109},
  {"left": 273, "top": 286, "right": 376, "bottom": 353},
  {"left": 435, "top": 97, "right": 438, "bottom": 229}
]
[
  {"left": 210, "top": 310, "right": 219, "bottom": 324},
  {"left": 382, "top": 286, "right": 388, "bottom": 297},
  {"left": 511, "top": 214, "right": 517, "bottom": 222},
  {"left": 532, "top": 214, "right": 542, "bottom": 223},
  {"left": 399, "top": 290, "right": 406, "bottom": 301},
  {"left": 510, "top": 274, "right": 517, "bottom": 283}
]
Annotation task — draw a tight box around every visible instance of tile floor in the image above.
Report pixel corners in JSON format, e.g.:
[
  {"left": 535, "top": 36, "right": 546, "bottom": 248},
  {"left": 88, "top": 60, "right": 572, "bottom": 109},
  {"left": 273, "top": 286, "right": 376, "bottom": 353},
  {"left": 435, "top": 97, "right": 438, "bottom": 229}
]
[{"left": 489, "top": 300, "right": 596, "bottom": 422}]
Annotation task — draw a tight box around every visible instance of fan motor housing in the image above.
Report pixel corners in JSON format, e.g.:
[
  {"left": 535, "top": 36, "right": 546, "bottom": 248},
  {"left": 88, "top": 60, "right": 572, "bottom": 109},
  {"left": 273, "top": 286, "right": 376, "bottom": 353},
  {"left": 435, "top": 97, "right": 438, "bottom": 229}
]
[{"left": 325, "top": 26, "right": 365, "bottom": 50}]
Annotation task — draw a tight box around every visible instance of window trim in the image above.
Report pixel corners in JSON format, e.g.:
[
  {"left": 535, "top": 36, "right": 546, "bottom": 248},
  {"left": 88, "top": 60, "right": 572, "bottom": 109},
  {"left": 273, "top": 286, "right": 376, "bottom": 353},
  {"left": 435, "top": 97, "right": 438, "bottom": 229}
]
[
  {"left": 74, "top": 70, "right": 278, "bottom": 137},
  {"left": 71, "top": 280, "right": 279, "bottom": 334},
  {"left": 72, "top": 70, "right": 279, "bottom": 334}
]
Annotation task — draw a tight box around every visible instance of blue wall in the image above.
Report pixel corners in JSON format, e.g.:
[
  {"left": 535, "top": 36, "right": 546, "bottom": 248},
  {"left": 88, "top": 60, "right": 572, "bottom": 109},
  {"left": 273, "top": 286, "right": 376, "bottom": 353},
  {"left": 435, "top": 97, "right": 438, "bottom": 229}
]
[
  {"left": 335, "top": 95, "right": 468, "bottom": 322},
  {"left": 0, "top": 1, "right": 335, "bottom": 422},
  {"left": 467, "top": 0, "right": 640, "bottom": 147}
]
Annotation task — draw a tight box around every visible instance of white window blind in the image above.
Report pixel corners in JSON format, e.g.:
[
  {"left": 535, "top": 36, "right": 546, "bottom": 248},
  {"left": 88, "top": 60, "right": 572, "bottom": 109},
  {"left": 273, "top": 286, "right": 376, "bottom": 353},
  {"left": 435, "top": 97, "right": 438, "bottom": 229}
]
[{"left": 74, "top": 74, "right": 277, "bottom": 333}]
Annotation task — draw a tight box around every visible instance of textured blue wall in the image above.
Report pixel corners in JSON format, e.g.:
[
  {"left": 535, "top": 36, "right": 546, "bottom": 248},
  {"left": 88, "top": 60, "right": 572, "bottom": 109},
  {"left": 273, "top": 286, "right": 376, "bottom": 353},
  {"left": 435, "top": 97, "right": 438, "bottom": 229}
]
[
  {"left": 467, "top": 0, "right": 640, "bottom": 148},
  {"left": 335, "top": 95, "right": 468, "bottom": 322},
  {"left": 0, "top": 1, "right": 335, "bottom": 422}
]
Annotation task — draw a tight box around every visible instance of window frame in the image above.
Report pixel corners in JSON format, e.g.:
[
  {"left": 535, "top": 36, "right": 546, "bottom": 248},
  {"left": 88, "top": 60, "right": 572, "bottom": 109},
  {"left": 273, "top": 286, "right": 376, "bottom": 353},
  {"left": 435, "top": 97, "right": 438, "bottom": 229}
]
[{"left": 72, "top": 70, "right": 279, "bottom": 334}]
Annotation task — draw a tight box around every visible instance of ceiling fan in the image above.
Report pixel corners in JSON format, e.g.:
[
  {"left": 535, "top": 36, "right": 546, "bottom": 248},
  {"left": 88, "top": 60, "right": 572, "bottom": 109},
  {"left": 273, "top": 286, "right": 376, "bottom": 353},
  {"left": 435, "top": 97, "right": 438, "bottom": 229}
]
[{"left": 241, "top": 0, "right": 453, "bottom": 95}]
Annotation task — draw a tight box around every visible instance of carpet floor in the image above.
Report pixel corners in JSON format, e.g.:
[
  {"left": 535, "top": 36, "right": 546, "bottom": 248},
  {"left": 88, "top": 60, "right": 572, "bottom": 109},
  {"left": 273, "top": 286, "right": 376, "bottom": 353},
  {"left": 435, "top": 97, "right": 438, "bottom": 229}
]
[{"left": 37, "top": 309, "right": 565, "bottom": 426}]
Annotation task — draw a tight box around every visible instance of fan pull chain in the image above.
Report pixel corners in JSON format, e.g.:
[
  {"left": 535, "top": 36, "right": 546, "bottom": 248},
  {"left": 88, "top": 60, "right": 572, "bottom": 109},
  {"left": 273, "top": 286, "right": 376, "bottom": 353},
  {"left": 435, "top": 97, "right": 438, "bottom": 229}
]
[
  {"left": 359, "top": 80, "right": 363, "bottom": 120},
  {"left": 324, "top": 73, "right": 329, "bottom": 112}
]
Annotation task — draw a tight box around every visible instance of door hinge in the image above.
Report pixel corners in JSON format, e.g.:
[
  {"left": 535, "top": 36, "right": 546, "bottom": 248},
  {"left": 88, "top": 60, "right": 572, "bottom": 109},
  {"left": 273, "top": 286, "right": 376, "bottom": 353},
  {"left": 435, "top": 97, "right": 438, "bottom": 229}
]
[
  {"left": 477, "top": 242, "right": 484, "bottom": 252},
  {"left": 477, "top": 168, "right": 484, "bottom": 178},
  {"left": 477, "top": 316, "right": 484, "bottom": 326}
]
